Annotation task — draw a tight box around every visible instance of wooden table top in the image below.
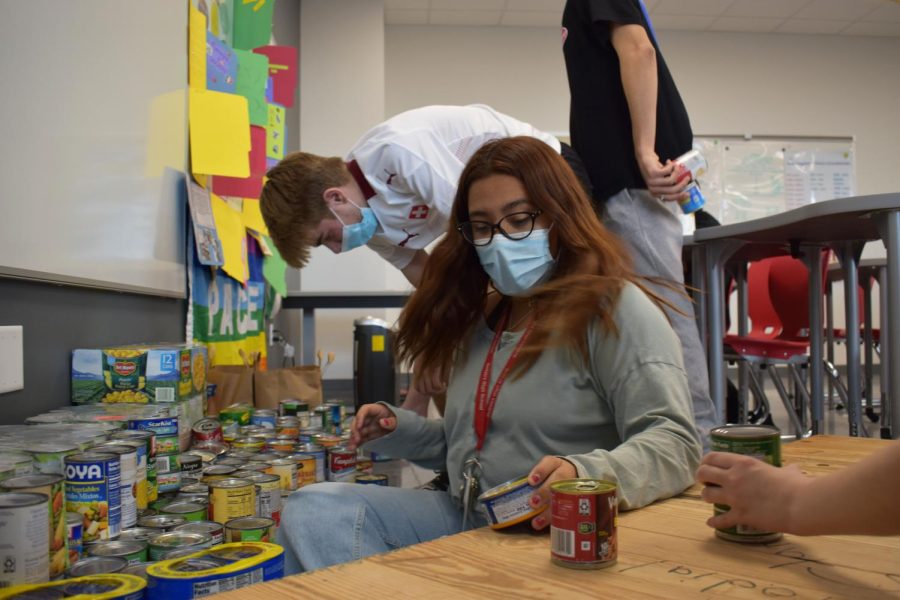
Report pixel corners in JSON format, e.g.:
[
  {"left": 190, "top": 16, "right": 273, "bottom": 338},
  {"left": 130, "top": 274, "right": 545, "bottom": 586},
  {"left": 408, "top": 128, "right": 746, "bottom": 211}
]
[{"left": 216, "top": 436, "right": 899, "bottom": 600}]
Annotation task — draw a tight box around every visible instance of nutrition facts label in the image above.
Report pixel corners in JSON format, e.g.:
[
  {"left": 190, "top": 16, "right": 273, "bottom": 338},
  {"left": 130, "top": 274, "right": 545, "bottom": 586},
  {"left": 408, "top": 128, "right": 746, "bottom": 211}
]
[{"left": 192, "top": 568, "right": 264, "bottom": 597}]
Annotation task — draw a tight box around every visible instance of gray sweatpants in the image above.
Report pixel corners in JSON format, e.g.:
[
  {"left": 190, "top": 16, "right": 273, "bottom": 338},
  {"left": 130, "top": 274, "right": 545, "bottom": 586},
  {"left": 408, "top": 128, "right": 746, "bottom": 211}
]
[{"left": 603, "top": 188, "right": 717, "bottom": 451}]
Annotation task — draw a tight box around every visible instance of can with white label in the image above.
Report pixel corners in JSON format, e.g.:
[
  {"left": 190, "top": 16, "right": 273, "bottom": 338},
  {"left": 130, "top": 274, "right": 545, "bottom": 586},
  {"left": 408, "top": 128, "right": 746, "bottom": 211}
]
[{"left": 0, "top": 492, "right": 50, "bottom": 586}]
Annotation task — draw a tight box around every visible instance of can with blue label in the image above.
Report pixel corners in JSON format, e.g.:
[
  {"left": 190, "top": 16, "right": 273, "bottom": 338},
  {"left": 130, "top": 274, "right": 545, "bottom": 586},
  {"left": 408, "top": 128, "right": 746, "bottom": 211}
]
[
  {"left": 65, "top": 453, "right": 121, "bottom": 543},
  {"left": 145, "top": 542, "right": 283, "bottom": 600},
  {"left": 679, "top": 181, "right": 706, "bottom": 214},
  {"left": 250, "top": 410, "right": 277, "bottom": 430}
]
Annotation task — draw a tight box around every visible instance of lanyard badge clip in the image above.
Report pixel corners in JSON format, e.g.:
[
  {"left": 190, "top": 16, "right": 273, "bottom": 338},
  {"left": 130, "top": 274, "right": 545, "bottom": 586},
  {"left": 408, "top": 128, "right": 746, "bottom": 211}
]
[{"left": 460, "top": 456, "right": 483, "bottom": 532}]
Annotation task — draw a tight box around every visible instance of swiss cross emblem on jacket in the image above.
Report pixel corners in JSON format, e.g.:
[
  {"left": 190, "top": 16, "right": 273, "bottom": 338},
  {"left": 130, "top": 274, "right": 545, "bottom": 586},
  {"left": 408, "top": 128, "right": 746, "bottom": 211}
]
[{"left": 408, "top": 205, "right": 429, "bottom": 220}]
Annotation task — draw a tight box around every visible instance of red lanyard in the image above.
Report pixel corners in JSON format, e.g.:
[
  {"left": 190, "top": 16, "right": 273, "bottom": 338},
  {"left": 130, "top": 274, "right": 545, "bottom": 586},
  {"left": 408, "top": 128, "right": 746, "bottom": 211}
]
[{"left": 473, "top": 306, "right": 535, "bottom": 451}]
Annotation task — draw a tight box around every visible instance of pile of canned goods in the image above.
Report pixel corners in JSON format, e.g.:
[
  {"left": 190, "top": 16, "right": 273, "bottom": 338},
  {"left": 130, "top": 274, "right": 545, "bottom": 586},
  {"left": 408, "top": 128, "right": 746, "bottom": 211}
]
[{"left": 0, "top": 398, "right": 389, "bottom": 591}]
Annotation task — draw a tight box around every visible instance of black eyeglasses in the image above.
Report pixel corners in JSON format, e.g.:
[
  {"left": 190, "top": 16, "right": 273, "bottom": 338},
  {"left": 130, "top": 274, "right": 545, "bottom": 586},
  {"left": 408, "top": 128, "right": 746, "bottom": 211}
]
[{"left": 457, "top": 210, "right": 543, "bottom": 246}]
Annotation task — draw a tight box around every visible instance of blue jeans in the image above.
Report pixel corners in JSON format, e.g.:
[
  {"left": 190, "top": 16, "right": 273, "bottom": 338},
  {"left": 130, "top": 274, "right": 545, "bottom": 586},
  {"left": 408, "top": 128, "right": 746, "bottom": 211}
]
[{"left": 276, "top": 482, "right": 486, "bottom": 574}]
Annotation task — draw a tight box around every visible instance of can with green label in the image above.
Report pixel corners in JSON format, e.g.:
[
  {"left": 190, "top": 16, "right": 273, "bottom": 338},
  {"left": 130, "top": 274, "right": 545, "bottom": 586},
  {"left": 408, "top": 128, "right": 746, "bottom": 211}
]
[{"left": 709, "top": 424, "right": 782, "bottom": 543}]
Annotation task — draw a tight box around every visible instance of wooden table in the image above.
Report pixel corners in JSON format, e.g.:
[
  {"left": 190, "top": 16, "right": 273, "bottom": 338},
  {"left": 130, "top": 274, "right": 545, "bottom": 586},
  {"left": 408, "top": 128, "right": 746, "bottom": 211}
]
[{"left": 217, "top": 436, "right": 899, "bottom": 599}]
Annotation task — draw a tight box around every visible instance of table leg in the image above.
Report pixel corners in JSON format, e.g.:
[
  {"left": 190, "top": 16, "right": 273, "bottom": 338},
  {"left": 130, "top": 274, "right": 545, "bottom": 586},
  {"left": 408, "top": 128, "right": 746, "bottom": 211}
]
[
  {"left": 805, "top": 247, "right": 825, "bottom": 435},
  {"left": 879, "top": 265, "right": 891, "bottom": 438},
  {"left": 705, "top": 240, "right": 743, "bottom": 425},
  {"left": 877, "top": 210, "right": 900, "bottom": 440},
  {"left": 863, "top": 272, "right": 875, "bottom": 422},
  {"left": 837, "top": 242, "right": 864, "bottom": 437},
  {"left": 736, "top": 262, "right": 749, "bottom": 423},
  {"left": 302, "top": 307, "right": 316, "bottom": 367},
  {"left": 826, "top": 279, "right": 835, "bottom": 410}
]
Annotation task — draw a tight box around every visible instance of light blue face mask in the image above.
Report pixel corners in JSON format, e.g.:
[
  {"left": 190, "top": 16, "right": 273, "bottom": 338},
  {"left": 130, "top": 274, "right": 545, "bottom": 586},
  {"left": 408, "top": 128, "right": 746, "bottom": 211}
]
[
  {"left": 475, "top": 228, "right": 556, "bottom": 296},
  {"left": 331, "top": 199, "right": 378, "bottom": 253}
]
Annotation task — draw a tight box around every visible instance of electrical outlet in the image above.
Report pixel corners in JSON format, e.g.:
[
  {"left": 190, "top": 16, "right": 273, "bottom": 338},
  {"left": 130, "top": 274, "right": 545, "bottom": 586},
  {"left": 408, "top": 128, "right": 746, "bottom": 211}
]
[{"left": 0, "top": 326, "right": 24, "bottom": 393}]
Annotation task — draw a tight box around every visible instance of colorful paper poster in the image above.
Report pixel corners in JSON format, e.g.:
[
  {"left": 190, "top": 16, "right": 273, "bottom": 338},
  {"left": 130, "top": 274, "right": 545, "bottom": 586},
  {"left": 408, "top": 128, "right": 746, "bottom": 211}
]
[
  {"left": 207, "top": 32, "right": 238, "bottom": 93},
  {"left": 210, "top": 192, "right": 249, "bottom": 283},
  {"left": 234, "top": 49, "right": 269, "bottom": 126},
  {"left": 232, "top": 0, "right": 275, "bottom": 51},
  {"left": 265, "top": 77, "right": 274, "bottom": 103},
  {"left": 190, "top": 231, "right": 268, "bottom": 368},
  {"left": 252, "top": 45, "right": 298, "bottom": 108},
  {"left": 262, "top": 240, "right": 288, "bottom": 297},
  {"left": 210, "top": 125, "right": 267, "bottom": 198},
  {"left": 189, "top": 8, "right": 207, "bottom": 90},
  {"left": 187, "top": 179, "right": 224, "bottom": 266},
  {"left": 189, "top": 89, "right": 251, "bottom": 177},
  {"left": 242, "top": 198, "right": 268, "bottom": 235},
  {"left": 266, "top": 103, "right": 285, "bottom": 161}
]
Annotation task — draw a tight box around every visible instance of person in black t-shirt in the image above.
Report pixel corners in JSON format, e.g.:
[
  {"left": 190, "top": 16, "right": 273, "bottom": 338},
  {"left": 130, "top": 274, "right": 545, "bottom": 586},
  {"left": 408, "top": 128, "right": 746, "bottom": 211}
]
[{"left": 562, "top": 0, "right": 717, "bottom": 450}]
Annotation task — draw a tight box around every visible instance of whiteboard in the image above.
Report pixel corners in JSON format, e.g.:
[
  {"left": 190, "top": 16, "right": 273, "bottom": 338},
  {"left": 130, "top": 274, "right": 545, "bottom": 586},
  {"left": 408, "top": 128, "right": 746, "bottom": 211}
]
[
  {"left": 694, "top": 135, "right": 855, "bottom": 226},
  {"left": 0, "top": 0, "right": 188, "bottom": 297}
]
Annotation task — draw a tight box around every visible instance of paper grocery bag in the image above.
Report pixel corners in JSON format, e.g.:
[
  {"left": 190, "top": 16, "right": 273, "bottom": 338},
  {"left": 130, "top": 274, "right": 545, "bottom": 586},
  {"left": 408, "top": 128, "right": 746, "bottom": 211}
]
[
  {"left": 254, "top": 365, "right": 323, "bottom": 411},
  {"left": 206, "top": 365, "right": 255, "bottom": 416}
]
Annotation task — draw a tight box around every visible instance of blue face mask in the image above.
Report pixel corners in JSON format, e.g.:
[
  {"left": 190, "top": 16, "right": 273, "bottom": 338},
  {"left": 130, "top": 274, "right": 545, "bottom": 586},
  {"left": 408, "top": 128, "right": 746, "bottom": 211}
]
[
  {"left": 475, "top": 228, "right": 556, "bottom": 296},
  {"left": 331, "top": 199, "right": 378, "bottom": 253}
]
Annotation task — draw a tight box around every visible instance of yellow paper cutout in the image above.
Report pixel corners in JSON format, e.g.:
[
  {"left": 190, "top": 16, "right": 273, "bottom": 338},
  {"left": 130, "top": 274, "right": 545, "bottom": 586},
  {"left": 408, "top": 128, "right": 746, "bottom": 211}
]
[
  {"left": 144, "top": 90, "right": 187, "bottom": 178},
  {"left": 189, "top": 89, "right": 251, "bottom": 177},
  {"left": 194, "top": 174, "right": 208, "bottom": 188},
  {"left": 189, "top": 8, "right": 207, "bottom": 90},
  {"left": 210, "top": 192, "right": 249, "bottom": 283},
  {"left": 242, "top": 199, "right": 269, "bottom": 235},
  {"left": 210, "top": 1, "right": 221, "bottom": 37}
]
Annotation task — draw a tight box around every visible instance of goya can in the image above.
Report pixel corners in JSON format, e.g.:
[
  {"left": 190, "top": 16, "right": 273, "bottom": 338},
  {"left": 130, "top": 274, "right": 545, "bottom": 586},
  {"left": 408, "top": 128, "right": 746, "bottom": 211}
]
[
  {"left": 160, "top": 501, "right": 207, "bottom": 523},
  {"left": 191, "top": 419, "right": 223, "bottom": 444},
  {"left": 243, "top": 474, "right": 281, "bottom": 526},
  {"left": 207, "top": 479, "right": 255, "bottom": 525},
  {"left": 66, "top": 512, "right": 83, "bottom": 565},
  {"left": 145, "top": 542, "right": 283, "bottom": 600},
  {"left": 172, "top": 521, "right": 224, "bottom": 546},
  {"left": 326, "top": 446, "right": 356, "bottom": 482},
  {"left": 355, "top": 474, "right": 388, "bottom": 486},
  {"left": 549, "top": 479, "right": 618, "bottom": 569},
  {"left": 86, "top": 541, "right": 148, "bottom": 565},
  {"left": 136, "top": 515, "right": 186, "bottom": 532},
  {"left": 478, "top": 476, "right": 545, "bottom": 530},
  {"left": 93, "top": 445, "right": 137, "bottom": 530},
  {"left": 147, "top": 532, "right": 213, "bottom": 561},
  {"left": 1, "top": 474, "right": 68, "bottom": 579},
  {"left": 65, "top": 453, "right": 121, "bottom": 542},
  {"left": 66, "top": 556, "right": 127, "bottom": 577},
  {"left": 709, "top": 425, "right": 783, "bottom": 543},
  {"left": 265, "top": 459, "right": 297, "bottom": 492},
  {"left": 284, "top": 454, "right": 316, "bottom": 489},
  {"left": 224, "top": 517, "right": 275, "bottom": 543},
  {"left": 0, "top": 493, "right": 50, "bottom": 586}
]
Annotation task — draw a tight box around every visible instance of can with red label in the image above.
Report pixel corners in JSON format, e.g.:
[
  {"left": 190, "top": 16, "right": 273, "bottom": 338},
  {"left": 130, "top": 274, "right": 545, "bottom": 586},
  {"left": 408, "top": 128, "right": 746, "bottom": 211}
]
[
  {"left": 192, "top": 418, "right": 224, "bottom": 443},
  {"left": 327, "top": 447, "right": 356, "bottom": 482},
  {"left": 549, "top": 479, "right": 617, "bottom": 569}
]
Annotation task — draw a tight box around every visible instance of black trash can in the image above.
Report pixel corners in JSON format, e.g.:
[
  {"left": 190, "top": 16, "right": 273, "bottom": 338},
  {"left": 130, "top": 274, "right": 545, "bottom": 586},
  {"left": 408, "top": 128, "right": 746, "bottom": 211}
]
[{"left": 353, "top": 316, "right": 397, "bottom": 409}]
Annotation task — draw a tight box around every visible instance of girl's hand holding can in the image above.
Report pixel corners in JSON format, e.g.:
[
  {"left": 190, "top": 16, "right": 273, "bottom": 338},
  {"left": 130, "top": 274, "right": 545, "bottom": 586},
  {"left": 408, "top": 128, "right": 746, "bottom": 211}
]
[
  {"left": 526, "top": 456, "right": 578, "bottom": 530},
  {"left": 348, "top": 404, "right": 397, "bottom": 451}
]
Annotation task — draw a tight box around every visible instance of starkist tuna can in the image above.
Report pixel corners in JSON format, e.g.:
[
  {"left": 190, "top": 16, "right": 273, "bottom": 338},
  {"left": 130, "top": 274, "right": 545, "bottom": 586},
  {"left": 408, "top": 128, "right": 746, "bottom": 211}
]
[
  {"left": 478, "top": 476, "right": 546, "bottom": 530},
  {"left": 64, "top": 453, "right": 121, "bottom": 543},
  {"left": 145, "top": 542, "right": 283, "bottom": 600},
  {"left": 709, "top": 424, "right": 783, "bottom": 543},
  {"left": 549, "top": 479, "right": 618, "bottom": 569},
  {"left": 0, "top": 492, "right": 50, "bottom": 586},
  {"left": 1, "top": 474, "right": 68, "bottom": 580}
]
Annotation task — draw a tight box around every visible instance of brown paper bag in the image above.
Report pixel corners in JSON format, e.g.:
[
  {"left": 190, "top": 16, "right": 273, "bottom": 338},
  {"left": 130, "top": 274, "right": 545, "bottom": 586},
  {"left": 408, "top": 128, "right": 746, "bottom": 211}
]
[
  {"left": 206, "top": 365, "right": 255, "bottom": 416},
  {"left": 253, "top": 365, "right": 323, "bottom": 411}
]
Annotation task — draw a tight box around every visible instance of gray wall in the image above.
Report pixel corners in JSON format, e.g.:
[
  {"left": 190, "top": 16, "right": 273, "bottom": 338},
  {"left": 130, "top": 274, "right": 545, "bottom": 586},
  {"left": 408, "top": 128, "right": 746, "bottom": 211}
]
[{"left": 0, "top": 278, "right": 185, "bottom": 424}]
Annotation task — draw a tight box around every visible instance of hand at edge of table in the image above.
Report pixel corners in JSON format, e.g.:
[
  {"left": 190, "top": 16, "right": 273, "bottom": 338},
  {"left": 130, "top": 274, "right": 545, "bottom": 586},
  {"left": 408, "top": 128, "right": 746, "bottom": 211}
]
[
  {"left": 348, "top": 403, "right": 397, "bottom": 451},
  {"left": 526, "top": 456, "right": 579, "bottom": 531}
]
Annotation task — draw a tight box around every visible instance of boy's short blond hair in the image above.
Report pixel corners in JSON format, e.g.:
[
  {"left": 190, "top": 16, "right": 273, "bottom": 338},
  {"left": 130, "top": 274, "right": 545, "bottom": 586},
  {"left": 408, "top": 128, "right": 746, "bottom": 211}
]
[{"left": 260, "top": 152, "right": 351, "bottom": 267}]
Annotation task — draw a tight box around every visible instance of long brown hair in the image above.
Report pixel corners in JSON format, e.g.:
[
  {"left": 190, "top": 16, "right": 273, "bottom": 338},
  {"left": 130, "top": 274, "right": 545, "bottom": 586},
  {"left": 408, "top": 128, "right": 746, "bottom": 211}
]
[{"left": 397, "top": 136, "right": 674, "bottom": 378}]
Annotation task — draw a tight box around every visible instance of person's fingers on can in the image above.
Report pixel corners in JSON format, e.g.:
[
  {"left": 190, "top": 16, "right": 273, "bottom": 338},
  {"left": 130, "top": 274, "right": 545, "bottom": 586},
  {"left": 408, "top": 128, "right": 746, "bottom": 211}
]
[
  {"left": 700, "top": 483, "right": 728, "bottom": 505},
  {"left": 695, "top": 464, "right": 725, "bottom": 487},
  {"left": 707, "top": 509, "right": 740, "bottom": 530},
  {"left": 531, "top": 513, "right": 550, "bottom": 531}
]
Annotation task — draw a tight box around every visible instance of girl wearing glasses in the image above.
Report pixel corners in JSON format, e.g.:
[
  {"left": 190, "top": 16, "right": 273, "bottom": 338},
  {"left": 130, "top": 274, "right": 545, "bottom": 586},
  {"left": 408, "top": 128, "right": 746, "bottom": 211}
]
[{"left": 276, "top": 136, "right": 702, "bottom": 574}]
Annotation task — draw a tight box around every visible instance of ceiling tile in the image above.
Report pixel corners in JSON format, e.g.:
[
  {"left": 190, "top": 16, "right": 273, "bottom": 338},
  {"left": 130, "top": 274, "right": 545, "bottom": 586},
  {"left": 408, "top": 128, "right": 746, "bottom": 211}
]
[
  {"left": 792, "top": 0, "right": 884, "bottom": 21},
  {"left": 650, "top": 14, "right": 717, "bottom": 30},
  {"left": 862, "top": 3, "right": 900, "bottom": 23},
  {"left": 505, "top": 0, "right": 566, "bottom": 11},
  {"left": 841, "top": 20, "right": 900, "bottom": 35},
  {"left": 385, "top": 9, "right": 429, "bottom": 25},
  {"left": 384, "top": 0, "right": 429, "bottom": 10},
  {"left": 651, "top": 0, "right": 733, "bottom": 17},
  {"left": 501, "top": 11, "right": 561, "bottom": 26},
  {"left": 709, "top": 16, "right": 783, "bottom": 32},
  {"left": 724, "top": 0, "right": 811, "bottom": 19},
  {"left": 431, "top": 0, "right": 505, "bottom": 10},
  {"left": 775, "top": 18, "right": 848, "bottom": 34},
  {"left": 429, "top": 10, "right": 503, "bottom": 26}
]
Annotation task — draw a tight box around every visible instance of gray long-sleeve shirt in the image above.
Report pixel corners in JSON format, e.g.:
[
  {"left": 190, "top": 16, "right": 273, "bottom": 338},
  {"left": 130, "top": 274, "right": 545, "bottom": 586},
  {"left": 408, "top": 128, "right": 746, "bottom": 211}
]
[{"left": 366, "top": 282, "right": 702, "bottom": 510}]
